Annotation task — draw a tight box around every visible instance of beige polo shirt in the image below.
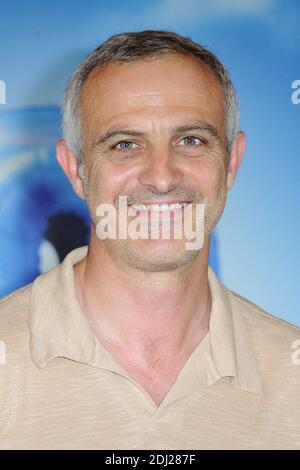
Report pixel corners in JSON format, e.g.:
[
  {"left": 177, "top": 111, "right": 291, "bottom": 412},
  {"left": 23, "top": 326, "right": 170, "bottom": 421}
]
[{"left": 0, "top": 246, "right": 299, "bottom": 449}]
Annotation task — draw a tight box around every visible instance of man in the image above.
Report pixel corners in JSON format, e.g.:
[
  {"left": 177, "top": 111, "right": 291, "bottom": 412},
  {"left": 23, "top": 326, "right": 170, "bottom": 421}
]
[{"left": 0, "top": 30, "right": 299, "bottom": 450}]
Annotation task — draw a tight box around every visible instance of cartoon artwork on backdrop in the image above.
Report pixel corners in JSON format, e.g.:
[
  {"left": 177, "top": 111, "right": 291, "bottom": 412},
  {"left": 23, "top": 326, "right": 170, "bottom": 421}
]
[
  {"left": 0, "top": 106, "right": 90, "bottom": 297},
  {"left": 0, "top": 106, "right": 219, "bottom": 297}
]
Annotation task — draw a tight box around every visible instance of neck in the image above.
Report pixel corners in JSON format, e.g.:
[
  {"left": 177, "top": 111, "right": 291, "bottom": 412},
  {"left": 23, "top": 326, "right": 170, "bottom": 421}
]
[{"left": 74, "top": 234, "right": 212, "bottom": 368}]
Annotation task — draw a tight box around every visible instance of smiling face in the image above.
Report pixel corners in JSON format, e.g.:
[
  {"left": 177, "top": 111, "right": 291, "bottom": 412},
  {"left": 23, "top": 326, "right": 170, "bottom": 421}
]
[{"left": 59, "top": 53, "right": 244, "bottom": 273}]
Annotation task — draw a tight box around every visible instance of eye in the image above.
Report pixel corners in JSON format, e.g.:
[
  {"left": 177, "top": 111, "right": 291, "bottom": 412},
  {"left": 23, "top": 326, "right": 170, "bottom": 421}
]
[
  {"left": 175, "top": 135, "right": 206, "bottom": 156},
  {"left": 179, "top": 136, "right": 204, "bottom": 147},
  {"left": 113, "top": 140, "right": 138, "bottom": 152}
]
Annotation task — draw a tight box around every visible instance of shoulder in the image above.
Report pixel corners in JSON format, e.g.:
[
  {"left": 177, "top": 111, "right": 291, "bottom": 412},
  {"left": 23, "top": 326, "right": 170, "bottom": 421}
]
[
  {"left": 229, "top": 289, "right": 300, "bottom": 381},
  {"left": 0, "top": 284, "right": 33, "bottom": 366},
  {"left": 230, "top": 289, "right": 299, "bottom": 339},
  {"left": 0, "top": 283, "right": 32, "bottom": 331}
]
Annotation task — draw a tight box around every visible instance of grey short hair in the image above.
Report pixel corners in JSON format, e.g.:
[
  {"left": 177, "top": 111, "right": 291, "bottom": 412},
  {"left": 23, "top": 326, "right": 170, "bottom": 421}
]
[{"left": 63, "top": 30, "right": 239, "bottom": 166}]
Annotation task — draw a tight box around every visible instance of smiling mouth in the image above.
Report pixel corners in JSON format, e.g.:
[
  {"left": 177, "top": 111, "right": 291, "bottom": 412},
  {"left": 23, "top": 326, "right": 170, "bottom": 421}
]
[{"left": 128, "top": 202, "right": 191, "bottom": 212}]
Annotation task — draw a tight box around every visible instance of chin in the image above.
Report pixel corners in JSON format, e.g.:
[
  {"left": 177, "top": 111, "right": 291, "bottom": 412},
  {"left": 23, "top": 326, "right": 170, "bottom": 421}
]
[{"left": 122, "top": 240, "right": 201, "bottom": 273}]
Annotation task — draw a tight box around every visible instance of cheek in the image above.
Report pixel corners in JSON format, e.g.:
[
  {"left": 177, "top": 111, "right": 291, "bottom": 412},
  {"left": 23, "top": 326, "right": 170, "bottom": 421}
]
[
  {"left": 189, "top": 158, "right": 227, "bottom": 196},
  {"left": 88, "top": 157, "right": 138, "bottom": 202}
]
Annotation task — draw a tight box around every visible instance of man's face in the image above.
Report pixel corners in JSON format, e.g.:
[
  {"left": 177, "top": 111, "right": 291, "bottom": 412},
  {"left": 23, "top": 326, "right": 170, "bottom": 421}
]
[{"left": 79, "top": 53, "right": 230, "bottom": 272}]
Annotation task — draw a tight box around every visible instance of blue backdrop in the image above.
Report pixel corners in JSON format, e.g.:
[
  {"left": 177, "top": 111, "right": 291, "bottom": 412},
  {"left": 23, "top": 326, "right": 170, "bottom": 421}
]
[{"left": 0, "top": 0, "right": 299, "bottom": 326}]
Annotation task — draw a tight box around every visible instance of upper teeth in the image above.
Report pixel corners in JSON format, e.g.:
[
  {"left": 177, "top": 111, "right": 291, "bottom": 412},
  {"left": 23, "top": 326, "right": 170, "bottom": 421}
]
[{"left": 130, "top": 202, "right": 188, "bottom": 212}]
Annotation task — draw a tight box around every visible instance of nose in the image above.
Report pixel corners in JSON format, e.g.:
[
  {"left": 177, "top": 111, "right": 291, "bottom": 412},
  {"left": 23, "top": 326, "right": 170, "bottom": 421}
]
[{"left": 137, "top": 147, "right": 183, "bottom": 194}]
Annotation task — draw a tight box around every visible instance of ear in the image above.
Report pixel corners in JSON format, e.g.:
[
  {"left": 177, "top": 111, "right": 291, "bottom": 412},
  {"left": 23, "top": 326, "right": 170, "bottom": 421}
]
[
  {"left": 226, "top": 131, "right": 246, "bottom": 190},
  {"left": 56, "top": 140, "right": 85, "bottom": 200}
]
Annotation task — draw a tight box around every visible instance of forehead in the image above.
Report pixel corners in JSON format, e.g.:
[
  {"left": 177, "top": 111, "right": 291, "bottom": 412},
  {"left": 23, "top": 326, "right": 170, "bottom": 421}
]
[{"left": 80, "top": 54, "right": 225, "bottom": 138}]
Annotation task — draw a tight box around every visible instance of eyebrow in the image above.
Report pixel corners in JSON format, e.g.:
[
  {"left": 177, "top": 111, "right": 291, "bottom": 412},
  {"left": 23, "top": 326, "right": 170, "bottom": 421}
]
[{"left": 93, "top": 121, "right": 221, "bottom": 148}]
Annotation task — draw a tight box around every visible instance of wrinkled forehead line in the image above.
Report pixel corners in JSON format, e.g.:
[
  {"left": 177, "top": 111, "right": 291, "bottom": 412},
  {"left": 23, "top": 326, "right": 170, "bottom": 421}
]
[{"left": 80, "top": 52, "right": 225, "bottom": 107}]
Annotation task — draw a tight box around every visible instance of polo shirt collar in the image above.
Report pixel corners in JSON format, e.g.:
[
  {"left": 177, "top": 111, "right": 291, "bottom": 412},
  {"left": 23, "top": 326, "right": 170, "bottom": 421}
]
[
  {"left": 201, "top": 268, "right": 263, "bottom": 395},
  {"left": 29, "top": 245, "right": 263, "bottom": 396},
  {"left": 29, "top": 246, "right": 95, "bottom": 368}
]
